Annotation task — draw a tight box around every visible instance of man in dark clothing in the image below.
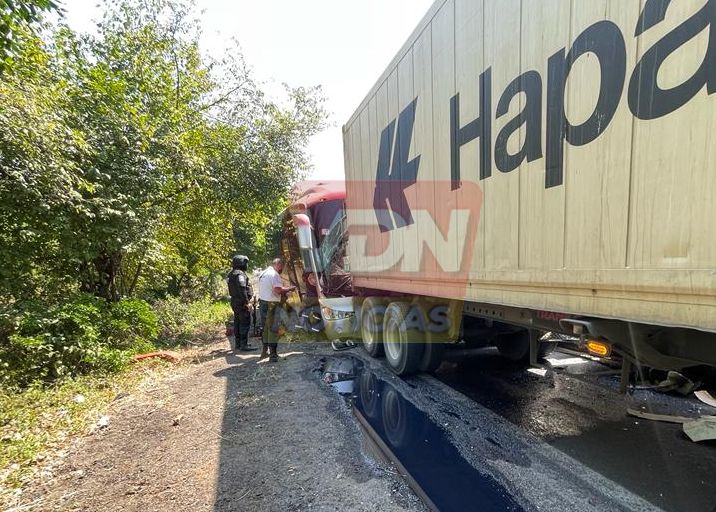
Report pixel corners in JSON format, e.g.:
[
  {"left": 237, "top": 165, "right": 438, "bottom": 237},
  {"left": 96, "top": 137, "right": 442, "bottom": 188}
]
[{"left": 227, "top": 255, "right": 256, "bottom": 352}]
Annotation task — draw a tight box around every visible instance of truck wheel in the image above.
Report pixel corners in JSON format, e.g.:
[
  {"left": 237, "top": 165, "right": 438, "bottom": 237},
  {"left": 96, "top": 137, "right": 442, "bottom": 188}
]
[
  {"left": 496, "top": 330, "right": 530, "bottom": 361},
  {"left": 496, "top": 330, "right": 556, "bottom": 362},
  {"left": 412, "top": 303, "right": 445, "bottom": 373},
  {"left": 383, "top": 302, "right": 424, "bottom": 376},
  {"left": 361, "top": 297, "right": 388, "bottom": 357},
  {"left": 421, "top": 340, "right": 445, "bottom": 373}
]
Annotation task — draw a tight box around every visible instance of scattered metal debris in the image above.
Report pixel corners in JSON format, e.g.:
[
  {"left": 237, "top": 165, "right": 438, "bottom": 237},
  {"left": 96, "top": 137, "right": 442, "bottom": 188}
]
[
  {"left": 626, "top": 409, "right": 695, "bottom": 424},
  {"left": 694, "top": 390, "right": 716, "bottom": 409},
  {"left": 655, "top": 371, "right": 696, "bottom": 396}
]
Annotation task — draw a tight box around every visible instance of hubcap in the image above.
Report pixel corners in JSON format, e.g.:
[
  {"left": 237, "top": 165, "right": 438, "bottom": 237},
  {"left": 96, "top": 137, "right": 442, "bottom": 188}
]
[
  {"left": 363, "top": 309, "right": 376, "bottom": 349},
  {"left": 384, "top": 314, "right": 402, "bottom": 362}
]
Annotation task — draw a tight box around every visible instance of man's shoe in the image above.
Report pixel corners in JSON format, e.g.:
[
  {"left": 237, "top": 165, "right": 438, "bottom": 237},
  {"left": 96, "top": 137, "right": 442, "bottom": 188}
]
[
  {"left": 239, "top": 345, "right": 258, "bottom": 352},
  {"left": 260, "top": 346, "right": 269, "bottom": 360},
  {"left": 269, "top": 346, "right": 279, "bottom": 363}
]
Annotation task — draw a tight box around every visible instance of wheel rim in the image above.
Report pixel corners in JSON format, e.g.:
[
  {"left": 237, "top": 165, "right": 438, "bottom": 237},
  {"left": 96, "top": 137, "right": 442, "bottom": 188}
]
[
  {"left": 384, "top": 313, "right": 402, "bottom": 363},
  {"left": 363, "top": 308, "right": 377, "bottom": 350}
]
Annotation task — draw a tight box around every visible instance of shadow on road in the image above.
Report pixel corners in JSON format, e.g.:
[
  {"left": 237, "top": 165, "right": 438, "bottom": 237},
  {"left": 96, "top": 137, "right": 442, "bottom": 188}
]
[
  {"left": 436, "top": 349, "right": 716, "bottom": 512},
  {"left": 211, "top": 341, "right": 305, "bottom": 512}
]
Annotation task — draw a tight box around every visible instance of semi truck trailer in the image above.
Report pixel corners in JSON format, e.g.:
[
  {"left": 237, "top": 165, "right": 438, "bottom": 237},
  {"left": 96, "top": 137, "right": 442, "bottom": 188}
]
[{"left": 295, "top": 0, "right": 716, "bottom": 379}]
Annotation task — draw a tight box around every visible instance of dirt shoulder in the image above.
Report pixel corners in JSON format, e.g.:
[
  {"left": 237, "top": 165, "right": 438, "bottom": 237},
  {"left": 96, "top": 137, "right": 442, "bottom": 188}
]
[{"left": 8, "top": 340, "right": 424, "bottom": 512}]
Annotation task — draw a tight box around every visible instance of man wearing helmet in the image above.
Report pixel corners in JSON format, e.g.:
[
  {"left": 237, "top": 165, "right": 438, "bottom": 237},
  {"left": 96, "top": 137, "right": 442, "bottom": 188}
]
[{"left": 227, "top": 255, "right": 257, "bottom": 352}]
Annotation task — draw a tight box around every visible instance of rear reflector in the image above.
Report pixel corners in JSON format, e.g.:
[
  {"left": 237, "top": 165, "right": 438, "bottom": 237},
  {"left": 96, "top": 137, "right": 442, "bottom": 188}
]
[{"left": 586, "top": 340, "right": 611, "bottom": 357}]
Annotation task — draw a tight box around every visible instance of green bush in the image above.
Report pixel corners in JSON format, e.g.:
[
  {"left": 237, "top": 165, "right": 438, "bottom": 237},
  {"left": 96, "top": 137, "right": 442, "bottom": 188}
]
[
  {"left": 0, "top": 294, "right": 160, "bottom": 390},
  {"left": 152, "top": 295, "right": 191, "bottom": 339},
  {"left": 153, "top": 295, "right": 230, "bottom": 345},
  {"left": 106, "top": 298, "right": 160, "bottom": 350}
]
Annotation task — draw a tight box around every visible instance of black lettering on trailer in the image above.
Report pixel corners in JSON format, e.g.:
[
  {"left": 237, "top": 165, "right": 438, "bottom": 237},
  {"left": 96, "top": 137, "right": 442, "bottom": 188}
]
[
  {"left": 546, "top": 21, "right": 627, "bottom": 188},
  {"left": 374, "top": 118, "right": 397, "bottom": 232},
  {"left": 373, "top": 99, "right": 420, "bottom": 233},
  {"left": 494, "top": 70, "right": 543, "bottom": 174},
  {"left": 371, "top": 3, "right": 715, "bottom": 228},
  {"left": 450, "top": 68, "right": 492, "bottom": 189},
  {"left": 629, "top": 0, "right": 715, "bottom": 120}
]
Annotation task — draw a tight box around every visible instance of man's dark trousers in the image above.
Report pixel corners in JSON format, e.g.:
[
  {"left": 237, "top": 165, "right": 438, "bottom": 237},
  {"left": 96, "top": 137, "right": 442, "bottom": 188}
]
[{"left": 232, "top": 301, "right": 251, "bottom": 350}]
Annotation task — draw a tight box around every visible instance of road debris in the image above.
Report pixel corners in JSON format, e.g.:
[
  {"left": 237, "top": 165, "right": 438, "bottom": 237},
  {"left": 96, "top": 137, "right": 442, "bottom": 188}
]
[
  {"left": 694, "top": 390, "right": 716, "bottom": 409},
  {"left": 655, "top": 371, "right": 696, "bottom": 396},
  {"left": 627, "top": 408, "right": 716, "bottom": 443},
  {"left": 132, "top": 351, "right": 182, "bottom": 364},
  {"left": 626, "top": 409, "right": 695, "bottom": 424},
  {"left": 683, "top": 419, "right": 716, "bottom": 443}
]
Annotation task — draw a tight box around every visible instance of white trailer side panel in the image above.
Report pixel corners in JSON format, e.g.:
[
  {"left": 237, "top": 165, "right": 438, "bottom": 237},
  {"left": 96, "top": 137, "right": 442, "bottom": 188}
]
[{"left": 343, "top": 0, "right": 716, "bottom": 331}]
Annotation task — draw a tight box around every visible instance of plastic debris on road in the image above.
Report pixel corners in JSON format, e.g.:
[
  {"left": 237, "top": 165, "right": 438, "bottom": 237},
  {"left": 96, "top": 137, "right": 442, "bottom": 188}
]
[{"left": 683, "top": 418, "right": 716, "bottom": 443}]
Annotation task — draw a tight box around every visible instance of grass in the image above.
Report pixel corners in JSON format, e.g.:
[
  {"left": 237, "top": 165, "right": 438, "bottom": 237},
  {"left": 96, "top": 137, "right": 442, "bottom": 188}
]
[
  {"left": 184, "top": 299, "right": 232, "bottom": 335},
  {"left": 0, "top": 361, "right": 172, "bottom": 492},
  {"left": 156, "top": 297, "right": 232, "bottom": 347},
  {"left": 0, "top": 299, "right": 232, "bottom": 503}
]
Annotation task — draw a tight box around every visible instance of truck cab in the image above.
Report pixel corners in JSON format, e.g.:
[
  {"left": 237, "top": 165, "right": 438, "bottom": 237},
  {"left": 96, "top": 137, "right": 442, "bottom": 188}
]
[{"left": 280, "top": 181, "right": 358, "bottom": 341}]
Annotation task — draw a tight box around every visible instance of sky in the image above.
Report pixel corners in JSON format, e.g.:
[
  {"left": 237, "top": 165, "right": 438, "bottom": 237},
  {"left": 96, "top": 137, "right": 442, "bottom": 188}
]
[{"left": 59, "top": 0, "right": 436, "bottom": 180}]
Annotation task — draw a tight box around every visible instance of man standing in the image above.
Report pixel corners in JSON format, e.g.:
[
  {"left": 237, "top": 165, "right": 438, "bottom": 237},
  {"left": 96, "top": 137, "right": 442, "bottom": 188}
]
[
  {"left": 227, "top": 255, "right": 257, "bottom": 352},
  {"left": 258, "top": 258, "right": 296, "bottom": 362}
]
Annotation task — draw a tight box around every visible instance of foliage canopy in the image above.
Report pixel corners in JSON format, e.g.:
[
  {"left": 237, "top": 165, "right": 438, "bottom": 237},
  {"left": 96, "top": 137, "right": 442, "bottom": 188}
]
[
  {"left": 0, "top": 0, "right": 327, "bottom": 388},
  {"left": 0, "top": 0, "right": 327, "bottom": 303}
]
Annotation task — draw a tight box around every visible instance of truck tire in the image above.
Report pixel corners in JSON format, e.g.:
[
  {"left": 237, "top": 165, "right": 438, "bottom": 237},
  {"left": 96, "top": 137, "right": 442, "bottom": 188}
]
[
  {"left": 412, "top": 303, "right": 445, "bottom": 373},
  {"left": 360, "top": 297, "right": 388, "bottom": 357},
  {"left": 383, "top": 302, "right": 425, "bottom": 376},
  {"left": 421, "top": 340, "right": 446, "bottom": 373},
  {"left": 496, "top": 330, "right": 556, "bottom": 362},
  {"left": 496, "top": 330, "right": 530, "bottom": 361}
]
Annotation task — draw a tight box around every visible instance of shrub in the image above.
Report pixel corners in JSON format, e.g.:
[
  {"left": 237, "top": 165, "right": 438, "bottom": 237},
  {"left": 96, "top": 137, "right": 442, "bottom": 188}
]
[
  {"left": 152, "top": 295, "right": 191, "bottom": 339},
  {"left": 105, "top": 298, "right": 160, "bottom": 350},
  {"left": 153, "top": 296, "right": 230, "bottom": 343},
  {"left": 0, "top": 294, "right": 160, "bottom": 390}
]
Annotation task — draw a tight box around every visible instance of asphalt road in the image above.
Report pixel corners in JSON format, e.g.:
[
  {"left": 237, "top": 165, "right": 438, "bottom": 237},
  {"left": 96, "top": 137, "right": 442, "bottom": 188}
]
[
  {"left": 435, "top": 348, "right": 716, "bottom": 512},
  {"left": 328, "top": 348, "right": 716, "bottom": 512}
]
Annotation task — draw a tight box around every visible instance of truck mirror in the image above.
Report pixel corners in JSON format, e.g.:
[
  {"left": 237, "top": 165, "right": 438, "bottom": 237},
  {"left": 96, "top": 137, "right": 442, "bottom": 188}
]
[{"left": 293, "top": 214, "right": 315, "bottom": 250}]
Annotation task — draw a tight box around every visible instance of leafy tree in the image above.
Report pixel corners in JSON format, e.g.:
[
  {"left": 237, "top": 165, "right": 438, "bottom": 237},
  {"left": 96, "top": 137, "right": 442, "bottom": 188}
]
[
  {"left": 0, "top": 0, "right": 59, "bottom": 72},
  {"left": 1, "top": 0, "right": 328, "bottom": 388},
  {"left": 0, "top": 0, "right": 327, "bottom": 304}
]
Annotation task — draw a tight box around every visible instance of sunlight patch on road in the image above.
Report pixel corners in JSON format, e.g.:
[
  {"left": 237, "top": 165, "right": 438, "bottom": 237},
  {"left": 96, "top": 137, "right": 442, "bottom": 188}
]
[
  {"left": 236, "top": 354, "right": 260, "bottom": 360},
  {"left": 546, "top": 357, "right": 590, "bottom": 367},
  {"left": 527, "top": 368, "right": 549, "bottom": 377}
]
